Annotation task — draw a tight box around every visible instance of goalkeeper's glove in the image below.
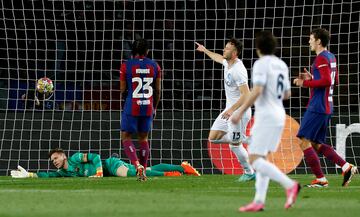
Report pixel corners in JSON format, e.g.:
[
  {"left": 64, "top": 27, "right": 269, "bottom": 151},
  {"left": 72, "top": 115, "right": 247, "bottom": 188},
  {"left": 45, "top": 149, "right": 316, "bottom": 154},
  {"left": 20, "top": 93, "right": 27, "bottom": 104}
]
[
  {"left": 89, "top": 169, "right": 103, "bottom": 178},
  {"left": 10, "top": 165, "right": 36, "bottom": 178}
]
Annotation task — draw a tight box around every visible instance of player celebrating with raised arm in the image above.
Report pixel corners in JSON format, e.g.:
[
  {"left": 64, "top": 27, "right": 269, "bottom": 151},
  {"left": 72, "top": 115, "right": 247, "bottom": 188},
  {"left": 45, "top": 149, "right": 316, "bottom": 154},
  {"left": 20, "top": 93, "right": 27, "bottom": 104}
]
[
  {"left": 232, "top": 31, "right": 300, "bottom": 212},
  {"left": 293, "top": 28, "right": 358, "bottom": 187},
  {"left": 195, "top": 39, "right": 255, "bottom": 182},
  {"left": 120, "top": 38, "right": 161, "bottom": 181}
]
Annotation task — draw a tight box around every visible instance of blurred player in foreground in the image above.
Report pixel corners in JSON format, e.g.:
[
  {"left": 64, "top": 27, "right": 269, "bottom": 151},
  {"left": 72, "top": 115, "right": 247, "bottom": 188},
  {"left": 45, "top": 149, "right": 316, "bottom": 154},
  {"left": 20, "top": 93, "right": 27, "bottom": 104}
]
[
  {"left": 120, "top": 38, "right": 162, "bottom": 181},
  {"left": 231, "top": 31, "right": 300, "bottom": 212},
  {"left": 293, "top": 28, "right": 358, "bottom": 187},
  {"left": 10, "top": 148, "right": 200, "bottom": 178},
  {"left": 195, "top": 39, "right": 255, "bottom": 182}
]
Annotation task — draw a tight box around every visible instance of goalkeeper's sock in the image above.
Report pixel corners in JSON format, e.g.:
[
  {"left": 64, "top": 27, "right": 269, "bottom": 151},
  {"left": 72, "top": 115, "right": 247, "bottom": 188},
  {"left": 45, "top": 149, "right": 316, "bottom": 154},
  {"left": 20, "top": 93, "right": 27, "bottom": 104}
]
[
  {"left": 229, "top": 144, "right": 254, "bottom": 174},
  {"left": 303, "top": 147, "right": 325, "bottom": 178},
  {"left": 254, "top": 172, "right": 270, "bottom": 204},
  {"left": 318, "top": 144, "right": 347, "bottom": 167},
  {"left": 252, "top": 157, "right": 294, "bottom": 189},
  {"left": 145, "top": 170, "right": 166, "bottom": 177},
  {"left": 122, "top": 140, "right": 139, "bottom": 166},
  {"left": 150, "top": 164, "right": 184, "bottom": 173},
  {"left": 139, "top": 140, "right": 150, "bottom": 169}
]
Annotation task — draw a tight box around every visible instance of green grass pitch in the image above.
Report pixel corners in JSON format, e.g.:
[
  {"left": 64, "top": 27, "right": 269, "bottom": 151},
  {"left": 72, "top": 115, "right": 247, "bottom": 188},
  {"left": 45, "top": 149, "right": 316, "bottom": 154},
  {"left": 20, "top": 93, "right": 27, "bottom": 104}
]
[{"left": 0, "top": 175, "right": 359, "bottom": 217}]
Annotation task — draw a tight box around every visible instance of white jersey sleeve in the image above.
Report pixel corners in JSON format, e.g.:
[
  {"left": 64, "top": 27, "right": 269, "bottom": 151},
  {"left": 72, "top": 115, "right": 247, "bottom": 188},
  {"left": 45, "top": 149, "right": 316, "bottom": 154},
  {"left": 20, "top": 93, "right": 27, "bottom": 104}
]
[
  {"left": 232, "top": 63, "right": 248, "bottom": 86},
  {"left": 252, "top": 60, "right": 267, "bottom": 86}
]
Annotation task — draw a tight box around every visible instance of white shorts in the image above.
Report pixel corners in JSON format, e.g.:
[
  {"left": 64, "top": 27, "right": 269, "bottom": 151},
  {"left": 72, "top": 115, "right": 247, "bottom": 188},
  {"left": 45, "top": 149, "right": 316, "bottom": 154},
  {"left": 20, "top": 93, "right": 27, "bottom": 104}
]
[
  {"left": 210, "top": 110, "right": 251, "bottom": 142},
  {"left": 248, "top": 124, "right": 284, "bottom": 156}
]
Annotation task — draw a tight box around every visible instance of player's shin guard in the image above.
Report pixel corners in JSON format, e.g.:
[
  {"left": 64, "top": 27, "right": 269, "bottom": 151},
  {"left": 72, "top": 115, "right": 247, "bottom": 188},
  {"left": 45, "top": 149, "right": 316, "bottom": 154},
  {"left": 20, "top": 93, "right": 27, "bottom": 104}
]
[
  {"left": 139, "top": 141, "right": 150, "bottom": 169},
  {"left": 122, "top": 140, "right": 139, "bottom": 166}
]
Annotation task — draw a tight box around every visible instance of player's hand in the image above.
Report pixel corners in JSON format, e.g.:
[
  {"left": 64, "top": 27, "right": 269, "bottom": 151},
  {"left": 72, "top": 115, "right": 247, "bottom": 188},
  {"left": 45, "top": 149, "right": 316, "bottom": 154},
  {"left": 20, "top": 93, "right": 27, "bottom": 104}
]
[
  {"left": 293, "top": 78, "right": 304, "bottom": 87},
  {"left": 221, "top": 109, "right": 234, "bottom": 120},
  {"left": 195, "top": 42, "right": 207, "bottom": 53},
  {"left": 89, "top": 170, "right": 103, "bottom": 178},
  {"left": 11, "top": 165, "right": 34, "bottom": 178},
  {"left": 299, "top": 68, "right": 312, "bottom": 80}
]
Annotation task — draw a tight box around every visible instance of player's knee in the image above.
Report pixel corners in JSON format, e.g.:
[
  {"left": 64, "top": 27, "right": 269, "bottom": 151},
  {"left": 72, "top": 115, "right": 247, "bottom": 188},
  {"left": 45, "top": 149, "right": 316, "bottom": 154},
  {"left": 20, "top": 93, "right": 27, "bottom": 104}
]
[
  {"left": 312, "top": 143, "right": 321, "bottom": 151},
  {"left": 299, "top": 139, "right": 312, "bottom": 150},
  {"left": 116, "top": 166, "right": 129, "bottom": 177}
]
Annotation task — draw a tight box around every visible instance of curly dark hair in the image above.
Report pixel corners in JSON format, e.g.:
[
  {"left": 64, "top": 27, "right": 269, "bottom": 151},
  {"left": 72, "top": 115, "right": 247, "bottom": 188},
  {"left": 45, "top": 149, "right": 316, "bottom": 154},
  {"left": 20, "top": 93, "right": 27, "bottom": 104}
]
[
  {"left": 255, "top": 31, "right": 277, "bottom": 55},
  {"left": 132, "top": 38, "right": 148, "bottom": 56}
]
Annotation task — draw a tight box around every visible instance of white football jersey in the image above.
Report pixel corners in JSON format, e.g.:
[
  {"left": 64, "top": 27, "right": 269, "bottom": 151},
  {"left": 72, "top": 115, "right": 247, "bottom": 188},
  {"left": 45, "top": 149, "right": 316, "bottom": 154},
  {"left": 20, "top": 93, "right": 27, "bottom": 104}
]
[
  {"left": 222, "top": 59, "right": 250, "bottom": 110},
  {"left": 252, "top": 55, "right": 290, "bottom": 126}
]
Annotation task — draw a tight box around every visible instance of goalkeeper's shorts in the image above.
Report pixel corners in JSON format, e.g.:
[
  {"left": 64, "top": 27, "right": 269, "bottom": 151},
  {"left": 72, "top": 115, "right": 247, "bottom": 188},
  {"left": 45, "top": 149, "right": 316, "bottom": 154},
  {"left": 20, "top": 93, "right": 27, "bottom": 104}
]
[{"left": 103, "top": 157, "right": 133, "bottom": 176}]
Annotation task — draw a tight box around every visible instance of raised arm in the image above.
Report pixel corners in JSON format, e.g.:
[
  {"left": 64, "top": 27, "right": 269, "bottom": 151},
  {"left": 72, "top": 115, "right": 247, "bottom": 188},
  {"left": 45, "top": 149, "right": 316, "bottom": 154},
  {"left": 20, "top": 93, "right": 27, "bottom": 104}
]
[{"left": 195, "top": 42, "right": 224, "bottom": 64}]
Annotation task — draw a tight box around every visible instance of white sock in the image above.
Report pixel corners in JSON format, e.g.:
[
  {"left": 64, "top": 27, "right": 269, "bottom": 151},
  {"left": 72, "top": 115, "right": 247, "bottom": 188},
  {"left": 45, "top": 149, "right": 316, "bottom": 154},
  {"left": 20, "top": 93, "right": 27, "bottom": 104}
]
[
  {"left": 254, "top": 172, "right": 270, "bottom": 204},
  {"left": 317, "top": 177, "right": 328, "bottom": 182},
  {"left": 342, "top": 162, "right": 350, "bottom": 172},
  {"left": 229, "top": 144, "right": 254, "bottom": 174},
  {"left": 252, "top": 158, "right": 294, "bottom": 189}
]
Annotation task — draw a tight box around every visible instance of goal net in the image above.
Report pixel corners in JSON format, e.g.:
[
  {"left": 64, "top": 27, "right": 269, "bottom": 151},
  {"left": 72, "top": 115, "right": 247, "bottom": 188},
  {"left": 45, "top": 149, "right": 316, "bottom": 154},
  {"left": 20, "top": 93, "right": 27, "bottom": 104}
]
[{"left": 0, "top": 0, "right": 359, "bottom": 175}]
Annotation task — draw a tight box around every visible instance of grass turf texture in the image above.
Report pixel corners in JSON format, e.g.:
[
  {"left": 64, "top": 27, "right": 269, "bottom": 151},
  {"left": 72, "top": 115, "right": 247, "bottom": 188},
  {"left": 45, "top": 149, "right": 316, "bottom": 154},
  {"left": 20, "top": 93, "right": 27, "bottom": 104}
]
[{"left": 0, "top": 175, "right": 359, "bottom": 217}]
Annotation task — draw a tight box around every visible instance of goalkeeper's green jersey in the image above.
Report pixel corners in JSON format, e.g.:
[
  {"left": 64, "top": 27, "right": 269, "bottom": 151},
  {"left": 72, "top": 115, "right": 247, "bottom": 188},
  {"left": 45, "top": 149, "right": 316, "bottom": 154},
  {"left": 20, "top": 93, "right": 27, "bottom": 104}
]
[{"left": 36, "top": 152, "right": 102, "bottom": 178}]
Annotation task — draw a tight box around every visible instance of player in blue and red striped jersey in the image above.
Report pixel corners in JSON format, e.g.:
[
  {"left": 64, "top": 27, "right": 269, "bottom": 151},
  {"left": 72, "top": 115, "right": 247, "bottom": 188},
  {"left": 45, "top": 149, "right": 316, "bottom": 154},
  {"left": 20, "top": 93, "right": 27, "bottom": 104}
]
[
  {"left": 294, "top": 28, "right": 357, "bottom": 187},
  {"left": 119, "top": 38, "right": 161, "bottom": 181}
]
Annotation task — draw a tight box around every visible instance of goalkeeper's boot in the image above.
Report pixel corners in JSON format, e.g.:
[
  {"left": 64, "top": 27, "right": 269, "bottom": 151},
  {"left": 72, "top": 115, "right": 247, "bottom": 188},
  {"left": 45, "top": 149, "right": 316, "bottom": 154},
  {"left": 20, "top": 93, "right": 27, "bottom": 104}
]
[
  {"left": 237, "top": 173, "right": 256, "bottom": 182},
  {"left": 164, "top": 171, "right": 182, "bottom": 177},
  {"left": 305, "top": 179, "right": 328, "bottom": 188},
  {"left": 342, "top": 164, "right": 358, "bottom": 187},
  {"left": 238, "top": 202, "right": 264, "bottom": 212},
  {"left": 181, "top": 161, "right": 201, "bottom": 176},
  {"left": 136, "top": 165, "right": 147, "bottom": 181},
  {"left": 284, "top": 182, "right": 301, "bottom": 209}
]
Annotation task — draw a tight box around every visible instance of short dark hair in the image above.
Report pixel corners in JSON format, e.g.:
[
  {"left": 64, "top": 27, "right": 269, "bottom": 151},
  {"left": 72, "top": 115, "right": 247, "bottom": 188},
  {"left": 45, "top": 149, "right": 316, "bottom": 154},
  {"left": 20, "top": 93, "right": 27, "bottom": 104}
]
[
  {"left": 255, "top": 31, "right": 277, "bottom": 55},
  {"left": 48, "top": 148, "right": 65, "bottom": 159},
  {"left": 132, "top": 38, "right": 148, "bottom": 56},
  {"left": 311, "top": 28, "right": 330, "bottom": 47},
  {"left": 228, "top": 38, "right": 243, "bottom": 57}
]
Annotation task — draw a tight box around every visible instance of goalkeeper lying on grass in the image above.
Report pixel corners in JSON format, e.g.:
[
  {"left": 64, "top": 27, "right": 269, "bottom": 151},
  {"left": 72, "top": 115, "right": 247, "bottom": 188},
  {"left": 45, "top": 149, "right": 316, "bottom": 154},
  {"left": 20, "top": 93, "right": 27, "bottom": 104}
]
[{"left": 11, "top": 148, "right": 201, "bottom": 178}]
